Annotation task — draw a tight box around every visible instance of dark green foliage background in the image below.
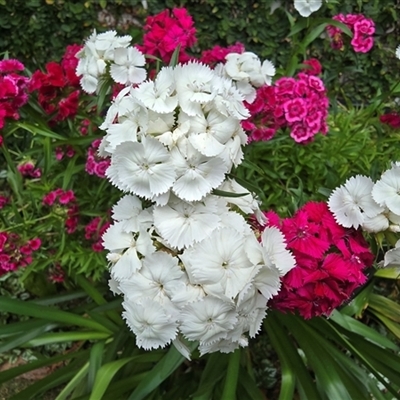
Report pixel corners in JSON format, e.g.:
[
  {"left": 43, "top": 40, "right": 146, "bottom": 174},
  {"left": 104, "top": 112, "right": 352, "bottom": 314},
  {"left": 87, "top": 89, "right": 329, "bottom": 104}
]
[{"left": 1, "top": 0, "right": 399, "bottom": 102}]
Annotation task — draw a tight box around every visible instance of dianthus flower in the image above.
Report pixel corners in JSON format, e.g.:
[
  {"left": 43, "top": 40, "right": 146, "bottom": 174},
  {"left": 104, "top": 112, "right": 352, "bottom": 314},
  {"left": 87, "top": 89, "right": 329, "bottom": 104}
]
[
  {"left": 0, "top": 59, "right": 29, "bottom": 129},
  {"left": 200, "top": 42, "right": 245, "bottom": 67},
  {"left": 85, "top": 139, "right": 110, "bottom": 178},
  {"left": 0, "top": 232, "right": 41, "bottom": 276},
  {"left": 17, "top": 161, "right": 42, "bottom": 178},
  {"left": 75, "top": 42, "right": 297, "bottom": 356},
  {"left": 380, "top": 112, "right": 400, "bottom": 129},
  {"left": 42, "top": 188, "right": 79, "bottom": 234},
  {"left": 244, "top": 66, "right": 329, "bottom": 143},
  {"left": 85, "top": 216, "right": 110, "bottom": 252},
  {"left": 269, "top": 202, "right": 374, "bottom": 319},
  {"left": 29, "top": 46, "right": 82, "bottom": 124},
  {"left": 327, "top": 14, "right": 375, "bottom": 53},
  {"left": 137, "top": 7, "right": 197, "bottom": 64}
]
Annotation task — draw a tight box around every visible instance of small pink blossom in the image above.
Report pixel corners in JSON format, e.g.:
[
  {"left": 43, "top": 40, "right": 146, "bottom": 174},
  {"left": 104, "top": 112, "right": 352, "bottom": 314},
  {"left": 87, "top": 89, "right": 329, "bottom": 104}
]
[{"left": 283, "top": 98, "right": 308, "bottom": 123}]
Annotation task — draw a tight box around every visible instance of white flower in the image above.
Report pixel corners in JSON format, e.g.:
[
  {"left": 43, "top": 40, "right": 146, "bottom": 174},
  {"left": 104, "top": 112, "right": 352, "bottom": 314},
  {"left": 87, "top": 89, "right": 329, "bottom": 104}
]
[
  {"left": 171, "top": 144, "right": 228, "bottom": 201},
  {"left": 260, "top": 226, "right": 295, "bottom": 275},
  {"left": 396, "top": 45, "right": 400, "bottom": 60},
  {"left": 181, "top": 227, "right": 256, "bottom": 299},
  {"left": 217, "top": 178, "right": 261, "bottom": 216},
  {"left": 106, "top": 136, "right": 176, "bottom": 199},
  {"left": 76, "top": 30, "right": 132, "bottom": 93},
  {"left": 119, "top": 252, "right": 184, "bottom": 305},
  {"left": 236, "top": 284, "right": 267, "bottom": 338},
  {"left": 112, "top": 195, "right": 153, "bottom": 233},
  {"left": 181, "top": 110, "right": 238, "bottom": 157},
  {"left": 132, "top": 66, "right": 178, "bottom": 114},
  {"left": 211, "top": 76, "right": 250, "bottom": 120},
  {"left": 110, "top": 47, "right": 147, "bottom": 85},
  {"left": 102, "top": 222, "right": 155, "bottom": 281},
  {"left": 294, "top": 0, "right": 323, "bottom": 17},
  {"left": 328, "top": 175, "right": 383, "bottom": 228},
  {"left": 179, "top": 296, "right": 237, "bottom": 344},
  {"left": 175, "top": 62, "right": 215, "bottom": 116},
  {"left": 372, "top": 165, "right": 400, "bottom": 216},
  {"left": 153, "top": 196, "right": 223, "bottom": 250},
  {"left": 123, "top": 297, "right": 178, "bottom": 350},
  {"left": 198, "top": 337, "right": 247, "bottom": 356},
  {"left": 384, "top": 240, "right": 400, "bottom": 267},
  {"left": 224, "top": 52, "right": 275, "bottom": 87}
]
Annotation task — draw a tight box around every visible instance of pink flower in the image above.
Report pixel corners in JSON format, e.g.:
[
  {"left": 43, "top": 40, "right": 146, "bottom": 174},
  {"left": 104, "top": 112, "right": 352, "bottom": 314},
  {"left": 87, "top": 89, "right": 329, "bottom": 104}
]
[
  {"left": 283, "top": 98, "right": 307, "bottom": 123},
  {"left": 301, "top": 58, "right": 322, "bottom": 75},
  {"left": 380, "top": 112, "right": 400, "bottom": 129},
  {"left": 327, "top": 14, "right": 375, "bottom": 53},
  {"left": 269, "top": 202, "right": 373, "bottom": 319},
  {"left": 351, "top": 34, "right": 374, "bottom": 53},
  {"left": 59, "top": 190, "right": 75, "bottom": 205}
]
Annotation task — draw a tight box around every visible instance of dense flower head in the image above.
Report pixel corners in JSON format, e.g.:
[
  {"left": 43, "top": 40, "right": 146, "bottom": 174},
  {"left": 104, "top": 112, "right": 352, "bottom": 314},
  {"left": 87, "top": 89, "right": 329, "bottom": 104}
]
[
  {"left": 85, "top": 139, "right": 110, "bottom": 178},
  {"left": 29, "top": 46, "right": 82, "bottom": 124},
  {"left": 76, "top": 35, "right": 298, "bottom": 355},
  {"left": 75, "top": 30, "right": 138, "bottom": 93},
  {"left": 200, "top": 42, "right": 245, "bottom": 67},
  {"left": 17, "top": 160, "right": 42, "bottom": 178},
  {"left": 85, "top": 216, "right": 110, "bottom": 252},
  {"left": 328, "top": 167, "right": 400, "bottom": 233},
  {"left": 269, "top": 202, "right": 374, "bottom": 319},
  {"left": 0, "top": 59, "right": 29, "bottom": 129},
  {"left": 138, "top": 7, "right": 197, "bottom": 64},
  {"left": 380, "top": 112, "right": 400, "bottom": 129},
  {"left": 327, "top": 14, "right": 375, "bottom": 53},
  {"left": 42, "top": 188, "right": 79, "bottom": 234},
  {"left": 0, "top": 232, "right": 41, "bottom": 277},
  {"left": 244, "top": 65, "right": 329, "bottom": 143}
]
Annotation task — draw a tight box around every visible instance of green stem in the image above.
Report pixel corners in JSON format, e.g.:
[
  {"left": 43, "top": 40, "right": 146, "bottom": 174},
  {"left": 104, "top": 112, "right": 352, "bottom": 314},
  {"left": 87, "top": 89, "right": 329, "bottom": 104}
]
[{"left": 221, "top": 349, "right": 241, "bottom": 400}]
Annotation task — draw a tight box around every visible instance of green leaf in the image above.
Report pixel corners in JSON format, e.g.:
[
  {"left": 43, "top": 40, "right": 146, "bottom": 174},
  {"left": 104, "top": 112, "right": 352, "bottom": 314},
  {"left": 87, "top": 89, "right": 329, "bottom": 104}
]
[
  {"left": 55, "top": 362, "right": 89, "bottom": 400},
  {"left": 89, "top": 357, "right": 137, "bottom": 400},
  {"left": 211, "top": 189, "right": 249, "bottom": 198},
  {"left": 16, "top": 122, "right": 65, "bottom": 140},
  {"left": 0, "top": 322, "right": 57, "bottom": 353},
  {"left": 330, "top": 310, "right": 398, "bottom": 351},
  {"left": 87, "top": 341, "right": 105, "bottom": 392},
  {"left": 373, "top": 266, "right": 400, "bottom": 279},
  {"left": 192, "top": 353, "right": 227, "bottom": 399},
  {"left": 128, "top": 343, "right": 197, "bottom": 400},
  {"left": 24, "top": 331, "right": 111, "bottom": 347},
  {"left": 0, "top": 296, "right": 112, "bottom": 334},
  {"left": 169, "top": 44, "right": 181, "bottom": 67},
  {"left": 221, "top": 349, "right": 241, "bottom": 400},
  {"left": 369, "top": 294, "right": 400, "bottom": 323},
  {"left": 264, "top": 313, "right": 321, "bottom": 400},
  {"left": 0, "top": 349, "right": 90, "bottom": 384}
]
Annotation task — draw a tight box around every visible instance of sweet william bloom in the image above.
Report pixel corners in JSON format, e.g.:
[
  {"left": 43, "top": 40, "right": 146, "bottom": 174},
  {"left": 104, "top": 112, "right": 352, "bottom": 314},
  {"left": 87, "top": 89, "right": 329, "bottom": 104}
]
[
  {"left": 380, "top": 112, "right": 400, "bottom": 129},
  {"left": 294, "top": 0, "right": 323, "bottom": 17},
  {"left": 179, "top": 296, "right": 237, "bottom": 344},
  {"left": 123, "top": 297, "right": 178, "bottom": 350},
  {"left": 132, "top": 66, "right": 177, "bottom": 114},
  {"left": 328, "top": 175, "right": 383, "bottom": 228},
  {"left": 372, "top": 165, "right": 400, "bottom": 215},
  {"left": 110, "top": 47, "right": 147, "bottom": 85},
  {"left": 396, "top": 45, "right": 400, "bottom": 59},
  {"left": 181, "top": 227, "right": 256, "bottom": 299},
  {"left": 153, "top": 196, "right": 223, "bottom": 250},
  {"left": 106, "top": 136, "right": 176, "bottom": 199}
]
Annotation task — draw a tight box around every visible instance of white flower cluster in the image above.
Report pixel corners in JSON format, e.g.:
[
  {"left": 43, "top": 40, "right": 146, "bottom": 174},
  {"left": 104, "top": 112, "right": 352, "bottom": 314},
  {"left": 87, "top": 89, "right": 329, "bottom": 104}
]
[
  {"left": 76, "top": 30, "right": 147, "bottom": 93},
  {"left": 78, "top": 31, "right": 295, "bottom": 357},
  {"left": 328, "top": 163, "right": 400, "bottom": 233},
  {"left": 214, "top": 52, "right": 275, "bottom": 103}
]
